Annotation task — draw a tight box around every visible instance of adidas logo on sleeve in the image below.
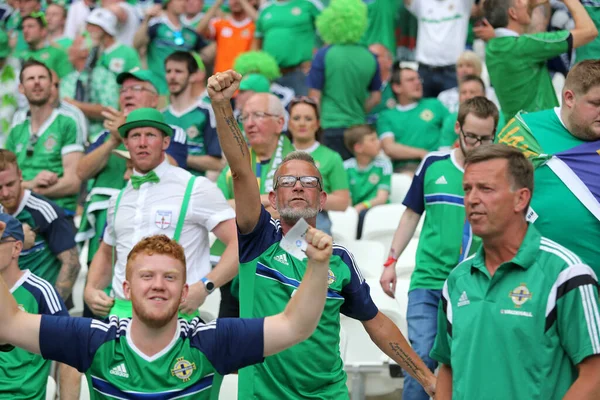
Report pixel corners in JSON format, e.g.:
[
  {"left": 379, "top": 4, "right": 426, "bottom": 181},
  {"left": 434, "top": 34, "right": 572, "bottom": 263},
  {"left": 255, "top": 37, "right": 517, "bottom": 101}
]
[
  {"left": 109, "top": 363, "right": 129, "bottom": 378},
  {"left": 274, "top": 254, "right": 289, "bottom": 265},
  {"left": 435, "top": 175, "right": 448, "bottom": 185},
  {"left": 457, "top": 291, "right": 470, "bottom": 307}
]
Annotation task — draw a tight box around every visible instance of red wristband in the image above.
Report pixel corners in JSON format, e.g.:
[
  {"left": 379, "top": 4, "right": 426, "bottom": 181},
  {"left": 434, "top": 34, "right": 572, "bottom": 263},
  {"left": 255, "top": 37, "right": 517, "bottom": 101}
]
[{"left": 384, "top": 256, "right": 397, "bottom": 267}]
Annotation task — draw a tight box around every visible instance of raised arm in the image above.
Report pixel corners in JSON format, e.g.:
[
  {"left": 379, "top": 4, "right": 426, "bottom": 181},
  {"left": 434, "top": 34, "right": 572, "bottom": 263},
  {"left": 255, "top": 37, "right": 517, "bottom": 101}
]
[
  {"left": 262, "top": 227, "right": 331, "bottom": 356},
  {"left": 564, "top": 0, "right": 598, "bottom": 48},
  {"left": 207, "top": 71, "right": 262, "bottom": 234}
]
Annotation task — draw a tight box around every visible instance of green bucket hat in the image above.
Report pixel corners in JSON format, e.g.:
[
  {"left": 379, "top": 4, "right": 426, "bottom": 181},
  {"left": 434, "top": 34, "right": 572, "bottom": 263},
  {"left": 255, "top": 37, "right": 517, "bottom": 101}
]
[
  {"left": 239, "top": 74, "right": 271, "bottom": 93},
  {"left": 0, "top": 30, "right": 9, "bottom": 58},
  {"left": 116, "top": 67, "right": 166, "bottom": 94},
  {"left": 118, "top": 108, "right": 173, "bottom": 138}
]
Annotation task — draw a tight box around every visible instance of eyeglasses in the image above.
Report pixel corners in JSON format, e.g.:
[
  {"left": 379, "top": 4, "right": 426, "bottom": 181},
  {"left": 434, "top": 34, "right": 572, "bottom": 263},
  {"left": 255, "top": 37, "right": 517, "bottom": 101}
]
[
  {"left": 460, "top": 125, "right": 495, "bottom": 146},
  {"left": 275, "top": 175, "right": 322, "bottom": 189},
  {"left": 173, "top": 30, "right": 184, "bottom": 46},
  {"left": 119, "top": 85, "right": 157, "bottom": 95},
  {"left": 238, "top": 111, "right": 279, "bottom": 124},
  {"left": 27, "top": 134, "right": 39, "bottom": 157}
]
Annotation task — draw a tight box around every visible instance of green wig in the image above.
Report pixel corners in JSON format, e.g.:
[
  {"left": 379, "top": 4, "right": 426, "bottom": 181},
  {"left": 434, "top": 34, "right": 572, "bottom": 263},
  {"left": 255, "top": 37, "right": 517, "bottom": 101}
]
[
  {"left": 233, "top": 51, "right": 281, "bottom": 81},
  {"left": 316, "top": 0, "right": 368, "bottom": 45}
]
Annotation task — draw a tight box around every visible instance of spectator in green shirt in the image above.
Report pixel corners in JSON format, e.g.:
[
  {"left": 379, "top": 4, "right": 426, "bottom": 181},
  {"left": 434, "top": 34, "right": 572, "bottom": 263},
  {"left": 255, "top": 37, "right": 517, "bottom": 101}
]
[
  {"left": 287, "top": 96, "right": 349, "bottom": 234},
  {"left": 16, "top": 12, "right": 73, "bottom": 79},
  {"left": 343, "top": 124, "right": 391, "bottom": 238},
  {"left": 45, "top": 3, "right": 72, "bottom": 51}
]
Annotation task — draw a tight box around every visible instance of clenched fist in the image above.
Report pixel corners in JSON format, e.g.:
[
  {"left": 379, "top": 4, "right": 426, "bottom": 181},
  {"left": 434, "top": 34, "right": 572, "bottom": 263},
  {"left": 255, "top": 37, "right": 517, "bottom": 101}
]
[
  {"left": 304, "top": 227, "right": 333, "bottom": 264},
  {"left": 207, "top": 70, "right": 243, "bottom": 104}
]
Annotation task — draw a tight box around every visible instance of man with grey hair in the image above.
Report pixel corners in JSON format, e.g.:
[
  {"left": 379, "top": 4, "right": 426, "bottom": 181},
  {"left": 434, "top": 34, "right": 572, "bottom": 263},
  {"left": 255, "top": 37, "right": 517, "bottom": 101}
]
[
  {"left": 207, "top": 69, "right": 437, "bottom": 400},
  {"left": 484, "top": 0, "right": 597, "bottom": 122}
]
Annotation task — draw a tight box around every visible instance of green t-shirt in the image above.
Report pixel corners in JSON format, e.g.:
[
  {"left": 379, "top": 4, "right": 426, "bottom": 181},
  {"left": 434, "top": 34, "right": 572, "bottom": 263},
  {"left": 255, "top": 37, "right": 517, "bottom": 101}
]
[
  {"left": 16, "top": 45, "right": 73, "bottom": 78},
  {"left": 377, "top": 99, "right": 449, "bottom": 170},
  {"left": 343, "top": 156, "right": 392, "bottom": 205},
  {"left": 52, "top": 36, "right": 73, "bottom": 52},
  {"left": 59, "top": 66, "right": 120, "bottom": 142},
  {"left": 163, "top": 103, "right": 220, "bottom": 176},
  {"left": 0, "top": 270, "right": 68, "bottom": 399},
  {"left": 402, "top": 149, "right": 480, "bottom": 291},
  {"left": 39, "top": 316, "right": 267, "bottom": 400},
  {"left": 439, "top": 110, "right": 506, "bottom": 149},
  {"left": 237, "top": 207, "right": 378, "bottom": 399},
  {"left": 368, "top": 81, "right": 396, "bottom": 119},
  {"left": 360, "top": 0, "right": 397, "bottom": 54},
  {"left": 497, "top": 108, "right": 600, "bottom": 275},
  {"left": 147, "top": 16, "right": 205, "bottom": 83},
  {"left": 308, "top": 44, "right": 380, "bottom": 129},
  {"left": 486, "top": 30, "right": 570, "bottom": 122},
  {"left": 6, "top": 110, "right": 84, "bottom": 212},
  {"left": 576, "top": 6, "right": 600, "bottom": 62},
  {"left": 431, "top": 224, "right": 600, "bottom": 399},
  {"left": 302, "top": 142, "right": 348, "bottom": 193},
  {"left": 99, "top": 42, "right": 142, "bottom": 76},
  {"left": 255, "top": 0, "right": 322, "bottom": 67}
]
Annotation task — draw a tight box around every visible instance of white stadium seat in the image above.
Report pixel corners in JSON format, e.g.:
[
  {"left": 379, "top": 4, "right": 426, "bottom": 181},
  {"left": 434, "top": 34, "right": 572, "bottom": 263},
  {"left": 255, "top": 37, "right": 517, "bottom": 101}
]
[
  {"left": 389, "top": 173, "right": 413, "bottom": 204},
  {"left": 395, "top": 237, "right": 419, "bottom": 275},
  {"left": 219, "top": 374, "right": 239, "bottom": 399},
  {"left": 362, "top": 204, "right": 406, "bottom": 250},
  {"left": 343, "top": 240, "right": 386, "bottom": 279},
  {"left": 80, "top": 375, "right": 90, "bottom": 400},
  {"left": 199, "top": 287, "right": 222, "bottom": 322},
  {"left": 329, "top": 207, "right": 358, "bottom": 245}
]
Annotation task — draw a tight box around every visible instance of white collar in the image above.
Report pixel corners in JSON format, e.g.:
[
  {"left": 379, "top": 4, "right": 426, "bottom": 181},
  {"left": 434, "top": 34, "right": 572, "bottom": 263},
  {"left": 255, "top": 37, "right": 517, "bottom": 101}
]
[
  {"left": 13, "top": 189, "right": 31, "bottom": 217},
  {"left": 554, "top": 107, "right": 568, "bottom": 129},
  {"left": 28, "top": 108, "right": 59, "bottom": 137},
  {"left": 9, "top": 270, "right": 30, "bottom": 294},
  {"left": 396, "top": 102, "right": 418, "bottom": 112},
  {"left": 295, "top": 141, "right": 319, "bottom": 154},
  {"left": 103, "top": 41, "right": 121, "bottom": 55},
  {"left": 132, "top": 157, "right": 171, "bottom": 179},
  {"left": 494, "top": 28, "right": 520, "bottom": 38},
  {"left": 126, "top": 320, "right": 181, "bottom": 362}
]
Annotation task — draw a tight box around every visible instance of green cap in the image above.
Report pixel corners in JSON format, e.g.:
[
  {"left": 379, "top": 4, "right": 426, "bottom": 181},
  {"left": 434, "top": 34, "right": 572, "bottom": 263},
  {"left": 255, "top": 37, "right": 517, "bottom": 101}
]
[
  {"left": 239, "top": 74, "right": 271, "bottom": 93},
  {"left": 118, "top": 108, "right": 173, "bottom": 138},
  {"left": 0, "top": 30, "right": 9, "bottom": 58},
  {"left": 116, "top": 67, "right": 166, "bottom": 94}
]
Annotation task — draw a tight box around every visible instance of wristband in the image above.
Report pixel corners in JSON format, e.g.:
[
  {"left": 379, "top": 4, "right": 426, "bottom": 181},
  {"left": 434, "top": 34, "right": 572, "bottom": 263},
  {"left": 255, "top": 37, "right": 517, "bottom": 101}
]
[
  {"left": 384, "top": 256, "right": 397, "bottom": 267},
  {"left": 362, "top": 201, "right": 372, "bottom": 209}
]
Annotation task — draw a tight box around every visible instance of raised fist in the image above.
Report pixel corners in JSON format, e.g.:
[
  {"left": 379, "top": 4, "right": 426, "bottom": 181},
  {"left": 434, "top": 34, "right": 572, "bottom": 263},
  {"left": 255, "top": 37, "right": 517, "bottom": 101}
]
[{"left": 207, "top": 70, "right": 243, "bottom": 104}]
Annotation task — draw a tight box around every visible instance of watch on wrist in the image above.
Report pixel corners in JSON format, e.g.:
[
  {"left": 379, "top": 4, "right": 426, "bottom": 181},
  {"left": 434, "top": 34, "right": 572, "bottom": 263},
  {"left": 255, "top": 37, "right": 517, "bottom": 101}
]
[{"left": 201, "top": 277, "right": 215, "bottom": 294}]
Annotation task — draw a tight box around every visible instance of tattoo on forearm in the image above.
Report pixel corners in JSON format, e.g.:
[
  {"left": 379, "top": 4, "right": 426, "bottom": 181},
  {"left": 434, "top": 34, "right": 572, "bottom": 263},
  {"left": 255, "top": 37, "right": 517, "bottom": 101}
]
[
  {"left": 389, "top": 342, "right": 429, "bottom": 383},
  {"left": 223, "top": 114, "right": 247, "bottom": 157},
  {"left": 55, "top": 247, "right": 81, "bottom": 300}
]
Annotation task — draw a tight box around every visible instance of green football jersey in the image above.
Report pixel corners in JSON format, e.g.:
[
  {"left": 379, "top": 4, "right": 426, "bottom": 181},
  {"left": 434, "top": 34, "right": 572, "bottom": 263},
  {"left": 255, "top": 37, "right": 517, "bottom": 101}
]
[
  {"left": 302, "top": 142, "right": 348, "bottom": 194},
  {"left": 344, "top": 156, "right": 392, "bottom": 205},
  {"left": 360, "top": 0, "right": 397, "bottom": 54},
  {"left": 0, "top": 190, "right": 76, "bottom": 284},
  {"left": 52, "top": 36, "right": 73, "bottom": 52},
  {"left": 497, "top": 108, "right": 600, "bottom": 275},
  {"left": 403, "top": 149, "right": 480, "bottom": 291},
  {"left": 0, "top": 270, "right": 68, "bottom": 399},
  {"left": 255, "top": 0, "right": 323, "bottom": 67},
  {"left": 486, "top": 30, "right": 570, "bottom": 122},
  {"left": 238, "top": 207, "right": 378, "bottom": 399},
  {"left": 307, "top": 44, "right": 381, "bottom": 129},
  {"left": 147, "top": 16, "right": 205, "bottom": 83},
  {"left": 163, "top": 103, "right": 220, "bottom": 176},
  {"left": 16, "top": 45, "right": 73, "bottom": 78},
  {"left": 377, "top": 99, "right": 449, "bottom": 170},
  {"left": 39, "top": 316, "right": 266, "bottom": 400},
  {"left": 431, "top": 225, "right": 600, "bottom": 399},
  {"left": 99, "top": 42, "right": 142, "bottom": 76},
  {"left": 6, "top": 110, "right": 84, "bottom": 212},
  {"left": 368, "top": 81, "right": 396, "bottom": 119}
]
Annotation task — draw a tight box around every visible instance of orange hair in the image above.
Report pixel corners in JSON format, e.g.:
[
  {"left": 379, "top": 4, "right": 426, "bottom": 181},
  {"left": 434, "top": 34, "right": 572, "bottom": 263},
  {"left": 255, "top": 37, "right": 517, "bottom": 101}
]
[{"left": 125, "top": 235, "right": 186, "bottom": 280}]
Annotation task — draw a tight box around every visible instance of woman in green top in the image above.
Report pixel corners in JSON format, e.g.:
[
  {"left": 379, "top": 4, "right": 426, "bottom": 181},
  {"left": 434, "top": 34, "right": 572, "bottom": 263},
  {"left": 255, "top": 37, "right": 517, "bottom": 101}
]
[{"left": 287, "top": 97, "right": 350, "bottom": 235}]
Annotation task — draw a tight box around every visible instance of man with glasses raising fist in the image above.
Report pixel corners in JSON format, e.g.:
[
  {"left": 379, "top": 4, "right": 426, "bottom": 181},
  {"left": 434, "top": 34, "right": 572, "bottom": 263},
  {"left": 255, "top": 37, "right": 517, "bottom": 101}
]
[
  {"left": 209, "top": 69, "right": 437, "bottom": 400},
  {"left": 380, "top": 96, "right": 498, "bottom": 400}
]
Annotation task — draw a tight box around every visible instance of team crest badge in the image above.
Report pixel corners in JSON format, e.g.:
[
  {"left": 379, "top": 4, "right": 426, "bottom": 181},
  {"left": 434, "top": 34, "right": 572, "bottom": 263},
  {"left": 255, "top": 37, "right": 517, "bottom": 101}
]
[
  {"left": 44, "top": 134, "right": 57, "bottom": 152},
  {"left": 386, "top": 98, "right": 396, "bottom": 109},
  {"left": 221, "top": 27, "right": 233, "bottom": 38},
  {"left": 171, "top": 357, "right": 196, "bottom": 382},
  {"left": 109, "top": 58, "right": 125, "bottom": 73},
  {"left": 420, "top": 109, "right": 434, "bottom": 122},
  {"left": 41, "top": 52, "right": 50, "bottom": 60},
  {"left": 327, "top": 269, "right": 336, "bottom": 285},
  {"left": 155, "top": 210, "right": 172, "bottom": 229},
  {"left": 509, "top": 284, "right": 532, "bottom": 308},
  {"left": 291, "top": 7, "right": 302, "bottom": 15},
  {"left": 186, "top": 126, "right": 200, "bottom": 140},
  {"left": 15, "top": 143, "right": 23, "bottom": 153},
  {"left": 166, "top": 31, "right": 173, "bottom": 37},
  {"left": 368, "top": 173, "right": 379, "bottom": 185}
]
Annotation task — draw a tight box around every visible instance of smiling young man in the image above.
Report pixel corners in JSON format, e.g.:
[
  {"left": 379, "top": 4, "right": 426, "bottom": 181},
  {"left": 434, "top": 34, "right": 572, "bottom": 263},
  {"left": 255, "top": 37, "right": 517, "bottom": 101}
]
[
  {"left": 208, "top": 69, "right": 436, "bottom": 399},
  {"left": 83, "top": 108, "right": 238, "bottom": 322},
  {"left": 380, "top": 96, "right": 498, "bottom": 400},
  {"left": 431, "top": 144, "right": 600, "bottom": 400},
  {"left": 0, "top": 226, "right": 335, "bottom": 399}
]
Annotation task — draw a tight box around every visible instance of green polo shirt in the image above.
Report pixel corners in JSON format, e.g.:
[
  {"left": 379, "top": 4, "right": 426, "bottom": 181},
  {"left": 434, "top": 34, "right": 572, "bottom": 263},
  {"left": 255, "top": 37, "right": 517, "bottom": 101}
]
[{"left": 431, "top": 224, "right": 600, "bottom": 400}]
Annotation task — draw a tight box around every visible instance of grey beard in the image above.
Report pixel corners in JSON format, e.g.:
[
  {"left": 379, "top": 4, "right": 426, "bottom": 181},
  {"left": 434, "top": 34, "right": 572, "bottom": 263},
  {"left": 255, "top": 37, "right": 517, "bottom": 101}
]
[{"left": 279, "top": 206, "right": 319, "bottom": 224}]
